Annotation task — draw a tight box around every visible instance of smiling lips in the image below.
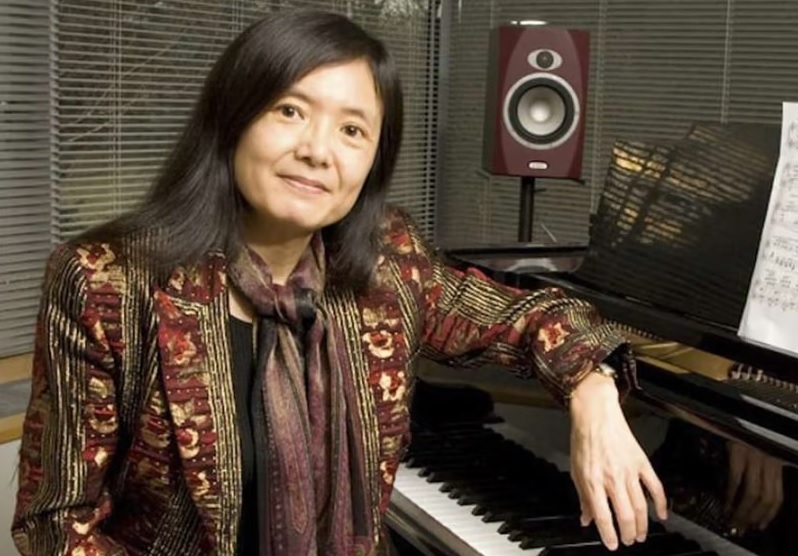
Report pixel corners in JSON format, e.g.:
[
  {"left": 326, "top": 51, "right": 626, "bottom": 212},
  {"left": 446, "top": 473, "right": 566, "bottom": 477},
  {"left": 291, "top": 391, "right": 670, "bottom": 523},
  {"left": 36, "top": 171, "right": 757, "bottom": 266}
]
[{"left": 281, "top": 174, "right": 328, "bottom": 194}]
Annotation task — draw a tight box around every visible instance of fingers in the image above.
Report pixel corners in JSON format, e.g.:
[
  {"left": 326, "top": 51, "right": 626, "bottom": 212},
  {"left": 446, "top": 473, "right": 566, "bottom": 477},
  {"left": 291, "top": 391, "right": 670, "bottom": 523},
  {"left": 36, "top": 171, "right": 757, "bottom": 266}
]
[
  {"left": 605, "top": 469, "right": 651, "bottom": 547},
  {"left": 741, "top": 453, "right": 784, "bottom": 532},
  {"left": 728, "top": 444, "right": 785, "bottom": 534},
  {"left": 640, "top": 462, "right": 668, "bottom": 521},
  {"left": 626, "top": 473, "right": 650, "bottom": 542},
  {"left": 587, "top": 479, "right": 619, "bottom": 551},
  {"left": 606, "top": 460, "right": 668, "bottom": 548},
  {"left": 571, "top": 469, "right": 593, "bottom": 526},
  {"left": 576, "top": 468, "right": 656, "bottom": 550},
  {"left": 725, "top": 441, "right": 745, "bottom": 512},
  {"left": 732, "top": 453, "right": 762, "bottom": 529},
  {"left": 579, "top": 489, "right": 594, "bottom": 526},
  {"left": 758, "top": 462, "right": 784, "bottom": 530}
]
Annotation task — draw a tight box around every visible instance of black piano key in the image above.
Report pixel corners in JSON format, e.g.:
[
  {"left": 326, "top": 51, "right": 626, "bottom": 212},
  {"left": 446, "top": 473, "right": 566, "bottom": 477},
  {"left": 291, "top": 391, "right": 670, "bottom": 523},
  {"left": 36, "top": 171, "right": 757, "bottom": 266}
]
[
  {"left": 535, "top": 532, "right": 700, "bottom": 555},
  {"left": 474, "top": 486, "right": 578, "bottom": 518},
  {"left": 506, "top": 512, "right": 667, "bottom": 536},
  {"left": 480, "top": 502, "right": 571, "bottom": 522},
  {"left": 450, "top": 482, "right": 552, "bottom": 504},
  {"left": 499, "top": 517, "right": 667, "bottom": 538},
  {"left": 509, "top": 516, "right": 599, "bottom": 546},
  {"left": 511, "top": 517, "right": 673, "bottom": 549},
  {"left": 506, "top": 515, "right": 581, "bottom": 536},
  {"left": 445, "top": 478, "right": 550, "bottom": 497},
  {"left": 432, "top": 466, "right": 572, "bottom": 496},
  {"left": 441, "top": 475, "right": 521, "bottom": 493},
  {"left": 520, "top": 528, "right": 601, "bottom": 548},
  {"left": 454, "top": 489, "right": 544, "bottom": 506}
]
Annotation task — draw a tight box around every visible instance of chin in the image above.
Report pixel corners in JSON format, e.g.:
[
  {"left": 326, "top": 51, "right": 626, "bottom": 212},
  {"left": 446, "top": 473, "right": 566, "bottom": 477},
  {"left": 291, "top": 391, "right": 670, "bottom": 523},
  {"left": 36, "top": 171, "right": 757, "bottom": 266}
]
[{"left": 271, "top": 208, "right": 329, "bottom": 235}]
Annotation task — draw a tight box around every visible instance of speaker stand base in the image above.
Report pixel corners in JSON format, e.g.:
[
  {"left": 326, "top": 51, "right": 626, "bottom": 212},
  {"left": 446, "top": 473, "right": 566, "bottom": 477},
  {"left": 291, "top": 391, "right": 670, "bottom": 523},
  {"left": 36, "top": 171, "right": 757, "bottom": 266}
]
[{"left": 518, "top": 176, "right": 537, "bottom": 243}]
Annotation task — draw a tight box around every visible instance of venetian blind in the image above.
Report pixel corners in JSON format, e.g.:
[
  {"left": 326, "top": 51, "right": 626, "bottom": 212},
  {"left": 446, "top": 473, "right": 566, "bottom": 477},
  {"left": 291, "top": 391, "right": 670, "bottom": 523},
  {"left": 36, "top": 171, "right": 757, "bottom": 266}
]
[
  {"left": 58, "top": 0, "right": 433, "bottom": 238},
  {"left": 57, "top": 0, "right": 437, "bottom": 241},
  {"left": 0, "top": 0, "right": 438, "bottom": 360},
  {"left": 435, "top": 0, "right": 798, "bottom": 248},
  {"left": 725, "top": 1, "right": 798, "bottom": 123},
  {"left": 0, "top": 0, "right": 53, "bottom": 357}
]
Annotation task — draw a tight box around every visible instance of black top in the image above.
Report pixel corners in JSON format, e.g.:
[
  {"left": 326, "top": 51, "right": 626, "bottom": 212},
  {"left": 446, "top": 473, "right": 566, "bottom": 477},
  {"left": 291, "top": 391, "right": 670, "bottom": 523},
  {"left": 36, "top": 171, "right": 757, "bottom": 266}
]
[
  {"left": 229, "top": 314, "right": 310, "bottom": 555},
  {"left": 229, "top": 316, "right": 260, "bottom": 556}
]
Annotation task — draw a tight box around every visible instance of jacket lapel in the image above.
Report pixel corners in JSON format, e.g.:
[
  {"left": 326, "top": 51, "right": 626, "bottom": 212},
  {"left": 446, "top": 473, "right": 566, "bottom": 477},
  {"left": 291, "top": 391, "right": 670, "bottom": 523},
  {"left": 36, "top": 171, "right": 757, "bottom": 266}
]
[{"left": 152, "top": 255, "right": 241, "bottom": 554}]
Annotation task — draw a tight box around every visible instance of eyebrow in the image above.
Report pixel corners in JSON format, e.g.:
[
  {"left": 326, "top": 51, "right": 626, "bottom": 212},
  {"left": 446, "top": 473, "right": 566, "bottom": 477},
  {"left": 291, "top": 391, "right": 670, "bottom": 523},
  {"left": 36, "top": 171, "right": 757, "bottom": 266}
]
[{"left": 283, "top": 88, "right": 378, "bottom": 129}]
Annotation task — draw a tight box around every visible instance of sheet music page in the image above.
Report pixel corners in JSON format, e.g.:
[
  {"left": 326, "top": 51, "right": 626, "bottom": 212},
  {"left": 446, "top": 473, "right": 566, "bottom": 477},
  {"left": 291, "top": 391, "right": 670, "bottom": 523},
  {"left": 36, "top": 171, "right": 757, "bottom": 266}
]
[{"left": 738, "top": 102, "right": 798, "bottom": 356}]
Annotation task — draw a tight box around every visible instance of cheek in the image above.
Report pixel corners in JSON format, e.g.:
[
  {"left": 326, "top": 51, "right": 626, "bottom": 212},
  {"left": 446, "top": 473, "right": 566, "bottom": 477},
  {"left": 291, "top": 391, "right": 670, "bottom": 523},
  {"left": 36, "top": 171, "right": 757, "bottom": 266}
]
[
  {"left": 342, "top": 148, "right": 377, "bottom": 192},
  {"left": 233, "top": 128, "right": 284, "bottom": 200},
  {"left": 337, "top": 152, "right": 375, "bottom": 206},
  {"left": 232, "top": 146, "right": 254, "bottom": 201}
]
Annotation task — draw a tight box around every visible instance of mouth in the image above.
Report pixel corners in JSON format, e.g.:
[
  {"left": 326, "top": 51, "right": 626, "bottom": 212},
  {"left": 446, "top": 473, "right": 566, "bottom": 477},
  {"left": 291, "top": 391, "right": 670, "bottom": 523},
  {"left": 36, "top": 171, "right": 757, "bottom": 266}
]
[{"left": 280, "top": 174, "right": 329, "bottom": 195}]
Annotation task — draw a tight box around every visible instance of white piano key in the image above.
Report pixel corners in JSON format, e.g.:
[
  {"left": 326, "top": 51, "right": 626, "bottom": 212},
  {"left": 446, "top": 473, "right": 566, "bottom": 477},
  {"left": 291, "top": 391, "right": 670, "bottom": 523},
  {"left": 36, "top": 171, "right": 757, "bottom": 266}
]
[{"left": 392, "top": 462, "right": 540, "bottom": 556}]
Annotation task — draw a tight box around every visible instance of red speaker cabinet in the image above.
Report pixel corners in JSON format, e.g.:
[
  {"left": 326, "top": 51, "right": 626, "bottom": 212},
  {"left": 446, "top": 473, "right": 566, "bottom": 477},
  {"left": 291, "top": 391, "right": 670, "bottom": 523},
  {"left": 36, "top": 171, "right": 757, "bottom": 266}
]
[{"left": 482, "top": 25, "right": 590, "bottom": 179}]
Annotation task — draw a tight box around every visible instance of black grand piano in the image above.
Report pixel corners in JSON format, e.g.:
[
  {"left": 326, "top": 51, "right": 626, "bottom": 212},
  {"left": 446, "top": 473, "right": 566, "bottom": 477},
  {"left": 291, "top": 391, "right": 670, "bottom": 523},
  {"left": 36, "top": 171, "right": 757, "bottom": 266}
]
[{"left": 386, "top": 123, "right": 798, "bottom": 556}]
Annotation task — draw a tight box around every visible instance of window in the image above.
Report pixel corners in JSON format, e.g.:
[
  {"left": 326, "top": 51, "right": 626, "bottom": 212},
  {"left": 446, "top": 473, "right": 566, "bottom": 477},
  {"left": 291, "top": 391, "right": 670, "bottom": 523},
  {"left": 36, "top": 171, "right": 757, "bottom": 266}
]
[{"left": 0, "top": 0, "right": 53, "bottom": 357}]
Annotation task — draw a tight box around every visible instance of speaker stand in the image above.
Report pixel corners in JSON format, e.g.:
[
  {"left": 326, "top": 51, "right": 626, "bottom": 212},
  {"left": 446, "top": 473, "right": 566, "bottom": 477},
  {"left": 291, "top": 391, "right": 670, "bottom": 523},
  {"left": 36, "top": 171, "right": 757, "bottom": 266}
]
[{"left": 518, "top": 176, "right": 537, "bottom": 243}]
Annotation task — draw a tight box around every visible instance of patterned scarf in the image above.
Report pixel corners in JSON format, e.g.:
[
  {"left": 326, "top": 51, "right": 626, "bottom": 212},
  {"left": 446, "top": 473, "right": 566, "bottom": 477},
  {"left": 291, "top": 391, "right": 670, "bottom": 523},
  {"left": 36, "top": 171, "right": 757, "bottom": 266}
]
[{"left": 227, "top": 234, "right": 376, "bottom": 556}]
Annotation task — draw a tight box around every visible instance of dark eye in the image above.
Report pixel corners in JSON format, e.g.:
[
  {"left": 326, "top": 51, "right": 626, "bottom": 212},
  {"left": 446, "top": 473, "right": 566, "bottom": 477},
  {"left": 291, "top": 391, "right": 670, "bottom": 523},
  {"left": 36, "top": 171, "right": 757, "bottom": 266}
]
[
  {"left": 343, "top": 125, "right": 363, "bottom": 138},
  {"left": 279, "top": 105, "right": 299, "bottom": 118}
]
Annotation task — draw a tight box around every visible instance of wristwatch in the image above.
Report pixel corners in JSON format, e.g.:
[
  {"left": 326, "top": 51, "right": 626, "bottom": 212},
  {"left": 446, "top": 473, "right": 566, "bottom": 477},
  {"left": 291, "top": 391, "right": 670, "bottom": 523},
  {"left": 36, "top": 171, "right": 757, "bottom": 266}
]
[{"left": 594, "top": 362, "right": 618, "bottom": 380}]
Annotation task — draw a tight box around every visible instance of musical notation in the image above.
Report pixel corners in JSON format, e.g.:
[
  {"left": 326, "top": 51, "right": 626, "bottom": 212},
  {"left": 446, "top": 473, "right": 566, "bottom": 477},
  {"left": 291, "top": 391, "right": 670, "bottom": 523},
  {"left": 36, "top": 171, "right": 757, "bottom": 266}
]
[{"left": 739, "top": 102, "right": 798, "bottom": 357}]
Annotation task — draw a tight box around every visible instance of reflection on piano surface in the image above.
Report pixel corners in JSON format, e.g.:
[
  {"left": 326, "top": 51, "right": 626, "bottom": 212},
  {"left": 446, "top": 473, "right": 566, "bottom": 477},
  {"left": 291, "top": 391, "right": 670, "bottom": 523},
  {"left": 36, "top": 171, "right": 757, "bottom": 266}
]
[{"left": 387, "top": 122, "right": 798, "bottom": 555}]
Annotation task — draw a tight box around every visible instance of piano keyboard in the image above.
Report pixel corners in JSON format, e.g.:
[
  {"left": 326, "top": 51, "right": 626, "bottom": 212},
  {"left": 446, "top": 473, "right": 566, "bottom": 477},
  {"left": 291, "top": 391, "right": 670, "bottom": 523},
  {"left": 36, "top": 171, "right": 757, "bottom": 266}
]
[{"left": 388, "top": 419, "right": 757, "bottom": 556}]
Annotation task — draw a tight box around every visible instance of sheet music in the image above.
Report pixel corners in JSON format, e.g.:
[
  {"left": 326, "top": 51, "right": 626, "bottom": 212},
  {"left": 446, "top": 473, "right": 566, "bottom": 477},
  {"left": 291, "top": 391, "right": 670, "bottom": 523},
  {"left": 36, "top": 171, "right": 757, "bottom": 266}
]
[{"left": 738, "top": 102, "right": 798, "bottom": 356}]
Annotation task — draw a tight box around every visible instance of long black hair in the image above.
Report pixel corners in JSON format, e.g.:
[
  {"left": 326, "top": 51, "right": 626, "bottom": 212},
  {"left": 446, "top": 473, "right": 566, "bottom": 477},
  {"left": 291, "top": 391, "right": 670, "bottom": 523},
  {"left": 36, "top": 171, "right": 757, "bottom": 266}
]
[{"left": 81, "top": 9, "right": 403, "bottom": 292}]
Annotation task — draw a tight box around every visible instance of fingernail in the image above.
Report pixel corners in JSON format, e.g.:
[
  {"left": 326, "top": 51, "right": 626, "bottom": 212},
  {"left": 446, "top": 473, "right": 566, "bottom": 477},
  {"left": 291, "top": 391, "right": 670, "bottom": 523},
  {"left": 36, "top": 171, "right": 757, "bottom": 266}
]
[
  {"left": 636, "top": 535, "right": 646, "bottom": 543},
  {"left": 607, "top": 541, "right": 618, "bottom": 551}
]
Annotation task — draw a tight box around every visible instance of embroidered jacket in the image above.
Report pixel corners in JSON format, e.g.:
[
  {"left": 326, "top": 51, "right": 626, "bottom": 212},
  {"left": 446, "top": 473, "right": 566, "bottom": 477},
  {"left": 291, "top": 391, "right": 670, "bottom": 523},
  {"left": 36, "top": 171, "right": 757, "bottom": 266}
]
[{"left": 12, "top": 208, "right": 635, "bottom": 555}]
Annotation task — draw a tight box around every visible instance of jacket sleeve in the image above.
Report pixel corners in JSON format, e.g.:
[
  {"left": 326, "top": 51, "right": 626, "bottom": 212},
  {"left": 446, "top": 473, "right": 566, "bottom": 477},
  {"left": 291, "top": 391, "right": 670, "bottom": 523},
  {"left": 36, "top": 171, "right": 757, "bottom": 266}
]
[
  {"left": 12, "top": 245, "right": 128, "bottom": 555},
  {"left": 396, "top": 214, "right": 638, "bottom": 406}
]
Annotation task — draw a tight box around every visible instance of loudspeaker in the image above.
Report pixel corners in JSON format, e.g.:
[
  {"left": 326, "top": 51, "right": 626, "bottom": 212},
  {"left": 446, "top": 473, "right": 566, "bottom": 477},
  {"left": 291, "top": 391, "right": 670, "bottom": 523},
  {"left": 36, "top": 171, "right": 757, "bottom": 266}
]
[{"left": 482, "top": 25, "right": 590, "bottom": 179}]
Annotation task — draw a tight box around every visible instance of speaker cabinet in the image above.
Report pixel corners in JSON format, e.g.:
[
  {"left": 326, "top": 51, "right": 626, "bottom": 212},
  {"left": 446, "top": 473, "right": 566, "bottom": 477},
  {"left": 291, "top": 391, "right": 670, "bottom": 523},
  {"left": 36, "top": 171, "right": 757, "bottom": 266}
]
[{"left": 482, "top": 25, "right": 590, "bottom": 179}]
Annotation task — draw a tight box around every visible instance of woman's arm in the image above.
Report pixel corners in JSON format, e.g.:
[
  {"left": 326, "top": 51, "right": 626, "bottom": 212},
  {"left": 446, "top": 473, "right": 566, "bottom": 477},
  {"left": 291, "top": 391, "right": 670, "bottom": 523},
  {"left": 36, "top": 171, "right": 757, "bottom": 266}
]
[
  {"left": 389, "top": 209, "right": 666, "bottom": 550},
  {"left": 12, "top": 245, "right": 127, "bottom": 555},
  {"left": 397, "top": 214, "right": 636, "bottom": 405}
]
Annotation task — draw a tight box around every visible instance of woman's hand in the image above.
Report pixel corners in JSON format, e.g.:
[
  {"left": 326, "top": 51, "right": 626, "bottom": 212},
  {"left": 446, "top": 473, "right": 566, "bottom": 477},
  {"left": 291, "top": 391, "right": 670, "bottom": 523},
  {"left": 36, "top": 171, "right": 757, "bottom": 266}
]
[
  {"left": 568, "top": 373, "right": 669, "bottom": 551},
  {"left": 726, "top": 440, "right": 784, "bottom": 535}
]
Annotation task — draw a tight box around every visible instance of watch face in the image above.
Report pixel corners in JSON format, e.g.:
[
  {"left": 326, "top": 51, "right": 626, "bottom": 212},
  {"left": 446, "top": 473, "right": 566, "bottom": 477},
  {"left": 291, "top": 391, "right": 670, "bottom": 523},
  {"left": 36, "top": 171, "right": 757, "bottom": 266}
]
[{"left": 596, "top": 363, "right": 618, "bottom": 379}]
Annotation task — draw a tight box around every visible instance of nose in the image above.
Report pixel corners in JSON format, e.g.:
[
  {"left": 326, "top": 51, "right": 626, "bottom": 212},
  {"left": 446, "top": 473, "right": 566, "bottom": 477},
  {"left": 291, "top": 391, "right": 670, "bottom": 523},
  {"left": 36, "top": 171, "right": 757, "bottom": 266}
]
[{"left": 295, "top": 119, "right": 332, "bottom": 167}]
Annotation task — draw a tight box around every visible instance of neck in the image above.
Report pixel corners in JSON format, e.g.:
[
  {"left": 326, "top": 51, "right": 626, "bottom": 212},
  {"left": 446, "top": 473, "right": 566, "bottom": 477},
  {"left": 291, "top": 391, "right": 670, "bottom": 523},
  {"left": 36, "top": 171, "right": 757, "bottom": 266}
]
[{"left": 241, "top": 214, "right": 313, "bottom": 285}]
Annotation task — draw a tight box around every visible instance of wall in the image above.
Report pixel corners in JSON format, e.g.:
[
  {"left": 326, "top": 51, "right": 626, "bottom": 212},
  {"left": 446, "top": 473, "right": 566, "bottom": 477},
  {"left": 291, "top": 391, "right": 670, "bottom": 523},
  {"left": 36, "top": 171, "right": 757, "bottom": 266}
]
[{"left": 0, "top": 440, "right": 20, "bottom": 555}]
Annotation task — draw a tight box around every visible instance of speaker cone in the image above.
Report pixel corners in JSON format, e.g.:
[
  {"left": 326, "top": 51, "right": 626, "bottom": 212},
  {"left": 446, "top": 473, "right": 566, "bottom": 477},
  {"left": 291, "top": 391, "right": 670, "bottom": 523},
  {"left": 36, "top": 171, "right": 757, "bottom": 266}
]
[{"left": 504, "top": 75, "right": 577, "bottom": 148}]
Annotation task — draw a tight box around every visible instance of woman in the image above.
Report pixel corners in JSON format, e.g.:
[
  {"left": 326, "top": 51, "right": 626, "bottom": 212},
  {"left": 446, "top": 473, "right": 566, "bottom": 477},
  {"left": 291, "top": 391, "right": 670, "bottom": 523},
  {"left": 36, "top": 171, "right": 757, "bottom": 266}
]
[{"left": 12, "top": 9, "right": 666, "bottom": 556}]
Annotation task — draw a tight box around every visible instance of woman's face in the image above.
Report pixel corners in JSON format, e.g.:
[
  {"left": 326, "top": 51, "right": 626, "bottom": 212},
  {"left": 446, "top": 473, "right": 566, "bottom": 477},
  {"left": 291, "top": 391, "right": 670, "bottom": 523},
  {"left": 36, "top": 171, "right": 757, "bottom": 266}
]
[{"left": 234, "top": 58, "right": 383, "bottom": 239}]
